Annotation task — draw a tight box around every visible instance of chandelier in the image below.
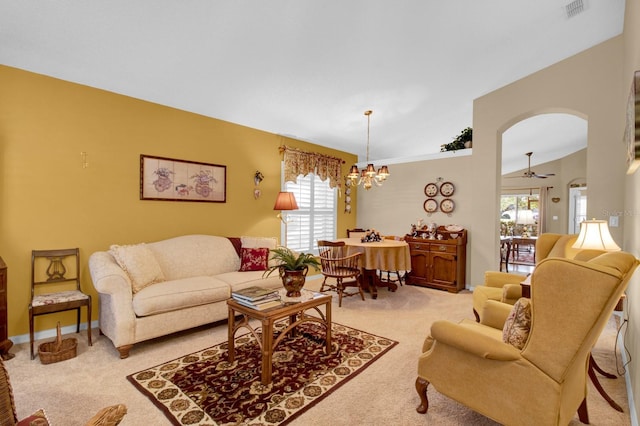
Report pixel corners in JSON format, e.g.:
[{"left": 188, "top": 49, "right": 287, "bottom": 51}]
[{"left": 347, "top": 110, "right": 390, "bottom": 190}]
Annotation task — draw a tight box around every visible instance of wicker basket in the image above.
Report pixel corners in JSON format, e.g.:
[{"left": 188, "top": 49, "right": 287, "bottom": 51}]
[{"left": 38, "top": 322, "right": 77, "bottom": 364}]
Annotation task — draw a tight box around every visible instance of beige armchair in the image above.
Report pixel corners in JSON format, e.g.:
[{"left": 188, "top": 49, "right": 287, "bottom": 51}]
[
  {"left": 416, "top": 251, "right": 639, "bottom": 425},
  {"left": 472, "top": 233, "right": 604, "bottom": 321}
]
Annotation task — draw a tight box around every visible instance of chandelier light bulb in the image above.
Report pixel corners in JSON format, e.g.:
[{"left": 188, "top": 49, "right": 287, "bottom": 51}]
[{"left": 348, "top": 110, "right": 390, "bottom": 190}]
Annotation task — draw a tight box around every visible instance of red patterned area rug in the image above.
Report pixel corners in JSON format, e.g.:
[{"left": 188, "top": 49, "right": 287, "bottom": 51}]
[{"left": 127, "top": 322, "right": 398, "bottom": 425}]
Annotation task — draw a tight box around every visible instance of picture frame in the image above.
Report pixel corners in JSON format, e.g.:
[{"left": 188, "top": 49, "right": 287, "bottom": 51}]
[
  {"left": 624, "top": 70, "right": 640, "bottom": 175},
  {"left": 140, "top": 155, "right": 227, "bottom": 202}
]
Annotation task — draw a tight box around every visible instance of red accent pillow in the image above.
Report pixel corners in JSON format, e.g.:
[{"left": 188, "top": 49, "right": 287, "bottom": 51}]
[{"left": 239, "top": 247, "right": 270, "bottom": 271}]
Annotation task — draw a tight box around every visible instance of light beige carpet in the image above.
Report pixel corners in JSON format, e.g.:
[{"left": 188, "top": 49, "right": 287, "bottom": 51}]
[{"left": 5, "top": 279, "right": 632, "bottom": 425}]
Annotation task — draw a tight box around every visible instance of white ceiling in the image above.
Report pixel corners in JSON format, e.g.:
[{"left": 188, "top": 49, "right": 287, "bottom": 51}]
[{"left": 0, "top": 1, "right": 624, "bottom": 172}]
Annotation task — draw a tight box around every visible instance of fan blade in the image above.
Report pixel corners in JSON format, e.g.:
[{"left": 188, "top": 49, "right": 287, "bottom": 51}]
[{"left": 532, "top": 172, "right": 555, "bottom": 178}]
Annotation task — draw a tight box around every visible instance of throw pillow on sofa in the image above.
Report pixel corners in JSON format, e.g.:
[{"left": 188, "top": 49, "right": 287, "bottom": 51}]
[
  {"left": 239, "top": 247, "right": 270, "bottom": 271},
  {"left": 109, "top": 243, "right": 165, "bottom": 293},
  {"left": 240, "top": 236, "right": 279, "bottom": 268}
]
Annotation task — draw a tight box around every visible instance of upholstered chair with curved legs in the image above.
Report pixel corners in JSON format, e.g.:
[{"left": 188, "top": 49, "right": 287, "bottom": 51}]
[{"left": 417, "top": 251, "right": 639, "bottom": 425}]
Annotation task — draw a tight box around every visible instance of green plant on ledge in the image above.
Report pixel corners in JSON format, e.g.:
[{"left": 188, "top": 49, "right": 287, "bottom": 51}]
[
  {"left": 263, "top": 247, "right": 320, "bottom": 277},
  {"left": 440, "top": 127, "right": 473, "bottom": 152}
]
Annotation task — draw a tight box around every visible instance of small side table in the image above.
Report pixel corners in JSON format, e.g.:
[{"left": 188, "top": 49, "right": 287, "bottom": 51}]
[
  {"left": 520, "top": 274, "right": 531, "bottom": 298},
  {"left": 227, "top": 290, "right": 332, "bottom": 385}
]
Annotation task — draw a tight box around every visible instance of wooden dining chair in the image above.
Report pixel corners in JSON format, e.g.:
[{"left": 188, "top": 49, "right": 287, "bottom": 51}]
[
  {"left": 318, "top": 240, "right": 364, "bottom": 307},
  {"left": 346, "top": 228, "right": 367, "bottom": 239},
  {"left": 29, "top": 248, "right": 92, "bottom": 360}
]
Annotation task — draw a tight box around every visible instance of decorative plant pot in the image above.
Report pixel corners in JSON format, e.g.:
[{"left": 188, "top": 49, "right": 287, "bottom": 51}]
[{"left": 279, "top": 266, "right": 308, "bottom": 297}]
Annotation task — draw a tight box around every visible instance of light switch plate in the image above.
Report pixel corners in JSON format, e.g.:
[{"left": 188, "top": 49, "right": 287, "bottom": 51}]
[{"left": 609, "top": 215, "right": 619, "bottom": 227}]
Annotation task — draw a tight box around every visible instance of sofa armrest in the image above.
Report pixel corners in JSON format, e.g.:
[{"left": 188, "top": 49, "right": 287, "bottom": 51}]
[
  {"left": 89, "top": 252, "right": 137, "bottom": 348},
  {"left": 484, "top": 271, "right": 528, "bottom": 288},
  {"left": 430, "top": 320, "right": 521, "bottom": 361},
  {"left": 89, "top": 251, "right": 133, "bottom": 297}
]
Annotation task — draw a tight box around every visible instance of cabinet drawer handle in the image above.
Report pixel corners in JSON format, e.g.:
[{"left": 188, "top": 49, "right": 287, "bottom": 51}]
[{"left": 438, "top": 245, "right": 447, "bottom": 251}]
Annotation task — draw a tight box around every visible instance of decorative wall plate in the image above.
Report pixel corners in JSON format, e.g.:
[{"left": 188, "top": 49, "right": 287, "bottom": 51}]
[
  {"left": 424, "top": 198, "right": 438, "bottom": 213},
  {"left": 424, "top": 183, "right": 438, "bottom": 197},
  {"left": 440, "top": 182, "right": 455, "bottom": 197},
  {"left": 440, "top": 198, "right": 455, "bottom": 213}
]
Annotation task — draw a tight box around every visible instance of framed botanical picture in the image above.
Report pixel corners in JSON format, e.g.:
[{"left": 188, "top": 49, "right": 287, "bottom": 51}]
[
  {"left": 140, "top": 155, "right": 227, "bottom": 202},
  {"left": 624, "top": 70, "right": 640, "bottom": 175}
]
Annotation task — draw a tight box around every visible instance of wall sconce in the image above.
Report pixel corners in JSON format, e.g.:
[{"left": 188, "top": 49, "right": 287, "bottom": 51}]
[
  {"left": 254, "top": 170, "right": 264, "bottom": 199},
  {"left": 273, "top": 192, "right": 299, "bottom": 246},
  {"left": 551, "top": 197, "right": 560, "bottom": 203}
]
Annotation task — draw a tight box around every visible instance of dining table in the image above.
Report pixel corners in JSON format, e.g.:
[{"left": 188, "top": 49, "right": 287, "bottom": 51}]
[{"left": 336, "top": 237, "right": 412, "bottom": 299}]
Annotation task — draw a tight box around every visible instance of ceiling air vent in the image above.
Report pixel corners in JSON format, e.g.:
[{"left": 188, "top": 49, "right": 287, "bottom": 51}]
[{"left": 565, "top": 0, "right": 585, "bottom": 19}]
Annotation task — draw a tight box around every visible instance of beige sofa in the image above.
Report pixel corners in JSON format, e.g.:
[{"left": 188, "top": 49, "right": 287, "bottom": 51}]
[{"left": 88, "top": 234, "right": 282, "bottom": 358}]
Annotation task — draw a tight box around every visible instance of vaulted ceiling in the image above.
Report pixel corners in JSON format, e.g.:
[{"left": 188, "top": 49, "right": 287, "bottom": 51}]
[{"left": 0, "top": 1, "right": 625, "bottom": 171}]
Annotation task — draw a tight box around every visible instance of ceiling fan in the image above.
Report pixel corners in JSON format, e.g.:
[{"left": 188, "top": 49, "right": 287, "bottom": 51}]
[{"left": 510, "top": 152, "right": 556, "bottom": 179}]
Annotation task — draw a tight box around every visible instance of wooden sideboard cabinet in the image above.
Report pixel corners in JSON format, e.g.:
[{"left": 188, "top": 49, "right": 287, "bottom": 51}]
[
  {"left": 405, "top": 228, "right": 467, "bottom": 293},
  {"left": 0, "top": 257, "right": 13, "bottom": 359}
]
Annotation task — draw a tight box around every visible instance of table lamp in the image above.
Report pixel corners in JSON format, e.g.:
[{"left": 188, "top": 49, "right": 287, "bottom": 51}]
[
  {"left": 273, "top": 191, "right": 299, "bottom": 247},
  {"left": 517, "top": 210, "right": 535, "bottom": 237},
  {"left": 572, "top": 219, "right": 621, "bottom": 251}
]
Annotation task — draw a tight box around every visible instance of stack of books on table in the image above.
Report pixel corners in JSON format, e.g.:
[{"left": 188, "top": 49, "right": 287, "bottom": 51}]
[{"left": 231, "top": 286, "right": 282, "bottom": 310}]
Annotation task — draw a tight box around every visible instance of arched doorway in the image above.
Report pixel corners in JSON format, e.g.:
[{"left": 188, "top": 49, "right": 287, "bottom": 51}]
[{"left": 501, "top": 112, "right": 587, "bottom": 236}]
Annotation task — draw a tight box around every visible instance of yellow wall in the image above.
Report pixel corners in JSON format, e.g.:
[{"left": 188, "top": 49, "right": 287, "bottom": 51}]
[{"left": 0, "top": 65, "right": 357, "bottom": 337}]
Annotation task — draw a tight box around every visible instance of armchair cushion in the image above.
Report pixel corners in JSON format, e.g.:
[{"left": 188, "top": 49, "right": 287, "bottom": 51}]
[{"left": 502, "top": 298, "right": 531, "bottom": 349}]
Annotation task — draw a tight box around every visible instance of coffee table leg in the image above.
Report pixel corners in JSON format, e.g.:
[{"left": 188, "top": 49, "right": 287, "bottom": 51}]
[
  {"left": 228, "top": 305, "right": 235, "bottom": 362},
  {"left": 261, "top": 318, "right": 275, "bottom": 385}
]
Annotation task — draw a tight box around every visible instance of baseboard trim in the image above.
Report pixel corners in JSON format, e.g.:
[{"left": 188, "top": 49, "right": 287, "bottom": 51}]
[{"left": 9, "top": 320, "right": 100, "bottom": 345}]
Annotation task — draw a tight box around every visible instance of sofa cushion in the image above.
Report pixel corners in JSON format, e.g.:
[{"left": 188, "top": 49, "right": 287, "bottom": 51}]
[
  {"left": 109, "top": 243, "right": 165, "bottom": 293},
  {"left": 132, "top": 276, "right": 230, "bottom": 316},
  {"left": 239, "top": 247, "right": 269, "bottom": 271},
  {"left": 502, "top": 298, "right": 531, "bottom": 350},
  {"left": 216, "top": 271, "right": 283, "bottom": 293}
]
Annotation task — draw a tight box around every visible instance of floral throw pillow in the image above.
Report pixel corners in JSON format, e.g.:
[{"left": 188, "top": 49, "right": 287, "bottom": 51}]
[
  {"left": 502, "top": 297, "right": 532, "bottom": 350},
  {"left": 17, "top": 408, "right": 50, "bottom": 426},
  {"left": 239, "top": 247, "right": 269, "bottom": 272}
]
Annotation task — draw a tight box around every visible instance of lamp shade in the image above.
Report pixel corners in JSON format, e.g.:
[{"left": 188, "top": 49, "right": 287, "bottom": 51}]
[
  {"left": 516, "top": 210, "right": 535, "bottom": 225},
  {"left": 572, "top": 219, "right": 621, "bottom": 251},
  {"left": 273, "top": 192, "right": 299, "bottom": 211}
]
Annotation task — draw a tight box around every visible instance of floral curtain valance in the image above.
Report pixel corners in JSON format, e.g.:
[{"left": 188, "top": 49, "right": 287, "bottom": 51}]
[{"left": 280, "top": 145, "right": 343, "bottom": 189}]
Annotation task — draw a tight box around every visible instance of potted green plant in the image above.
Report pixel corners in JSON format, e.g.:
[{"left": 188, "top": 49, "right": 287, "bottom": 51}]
[
  {"left": 264, "top": 247, "right": 320, "bottom": 297},
  {"left": 440, "top": 127, "right": 473, "bottom": 152}
]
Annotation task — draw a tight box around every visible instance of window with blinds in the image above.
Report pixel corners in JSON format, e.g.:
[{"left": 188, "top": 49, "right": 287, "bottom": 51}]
[{"left": 283, "top": 173, "right": 336, "bottom": 254}]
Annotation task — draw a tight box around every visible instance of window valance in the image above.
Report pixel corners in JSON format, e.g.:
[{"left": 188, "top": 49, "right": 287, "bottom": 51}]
[{"left": 280, "top": 145, "right": 344, "bottom": 189}]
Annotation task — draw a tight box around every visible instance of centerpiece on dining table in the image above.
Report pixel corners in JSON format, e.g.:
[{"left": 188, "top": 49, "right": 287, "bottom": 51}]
[{"left": 361, "top": 229, "right": 383, "bottom": 243}]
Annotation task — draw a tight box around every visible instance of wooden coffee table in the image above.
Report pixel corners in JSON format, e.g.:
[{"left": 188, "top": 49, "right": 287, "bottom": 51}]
[{"left": 227, "top": 290, "right": 332, "bottom": 385}]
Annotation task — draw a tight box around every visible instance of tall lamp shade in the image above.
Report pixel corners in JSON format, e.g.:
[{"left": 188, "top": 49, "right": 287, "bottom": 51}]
[
  {"left": 572, "top": 219, "right": 621, "bottom": 251},
  {"left": 274, "top": 192, "right": 298, "bottom": 247},
  {"left": 273, "top": 192, "right": 299, "bottom": 211}
]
